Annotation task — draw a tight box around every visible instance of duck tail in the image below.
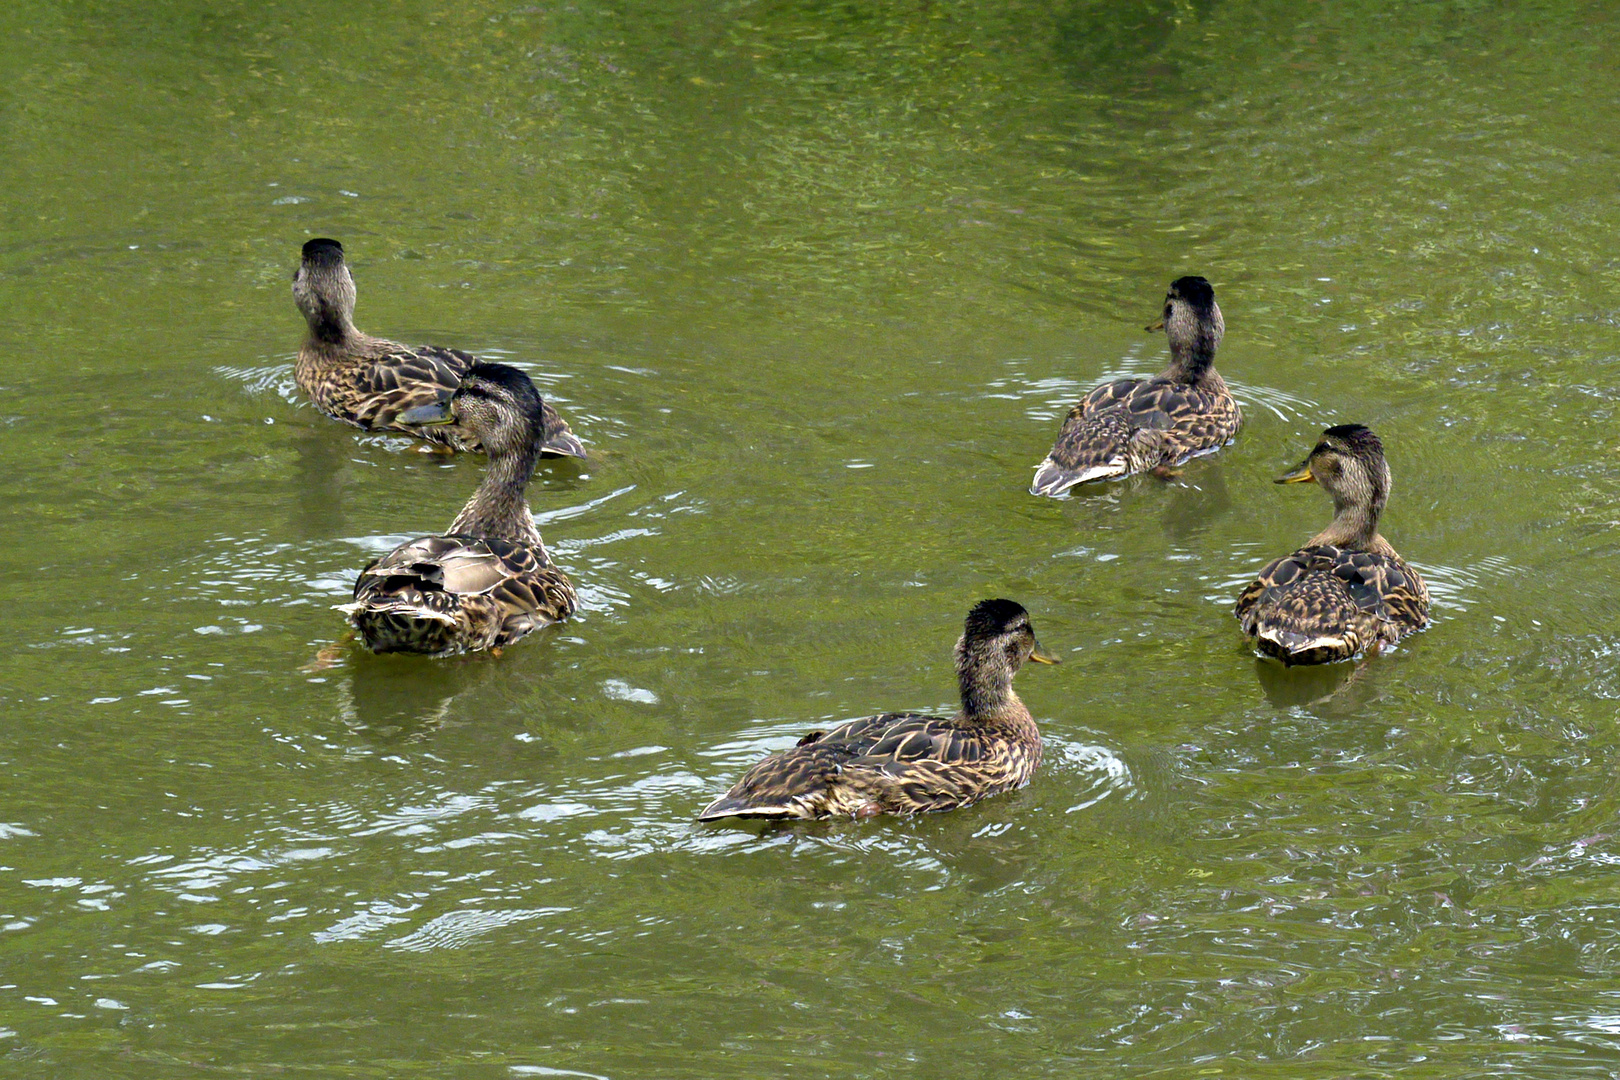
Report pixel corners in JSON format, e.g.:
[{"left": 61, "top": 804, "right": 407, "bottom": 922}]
[
  {"left": 1255, "top": 627, "right": 1351, "bottom": 667},
  {"left": 696, "top": 794, "right": 805, "bottom": 822},
  {"left": 1030, "top": 457, "right": 1122, "bottom": 497},
  {"left": 338, "top": 601, "right": 461, "bottom": 656}
]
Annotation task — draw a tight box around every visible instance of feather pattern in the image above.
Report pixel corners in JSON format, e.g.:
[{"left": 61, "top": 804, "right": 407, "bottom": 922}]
[
  {"left": 698, "top": 711, "right": 1042, "bottom": 820},
  {"left": 1235, "top": 543, "right": 1429, "bottom": 665},
  {"left": 344, "top": 535, "right": 576, "bottom": 656},
  {"left": 699, "top": 599, "right": 1057, "bottom": 821},
  {"left": 292, "top": 239, "right": 585, "bottom": 458},
  {"left": 1032, "top": 376, "right": 1240, "bottom": 493}
]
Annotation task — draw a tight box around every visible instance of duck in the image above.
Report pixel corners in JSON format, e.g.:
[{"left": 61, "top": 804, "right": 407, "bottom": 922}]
[
  {"left": 292, "top": 238, "right": 585, "bottom": 458},
  {"left": 1031, "top": 275, "right": 1241, "bottom": 495},
  {"left": 340, "top": 362, "right": 578, "bottom": 656},
  {"left": 1235, "top": 424, "right": 1430, "bottom": 665},
  {"left": 698, "top": 599, "right": 1058, "bottom": 821}
]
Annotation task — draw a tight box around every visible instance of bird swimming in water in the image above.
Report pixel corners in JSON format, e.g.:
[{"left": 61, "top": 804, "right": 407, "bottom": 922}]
[
  {"left": 699, "top": 599, "right": 1058, "bottom": 821},
  {"left": 1031, "top": 276, "right": 1240, "bottom": 495},
  {"left": 292, "top": 238, "right": 585, "bottom": 457}
]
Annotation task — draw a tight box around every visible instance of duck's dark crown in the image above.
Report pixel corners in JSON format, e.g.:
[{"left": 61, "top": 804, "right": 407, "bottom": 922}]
[
  {"left": 301, "top": 238, "right": 345, "bottom": 265},
  {"left": 964, "top": 598, "right": 1030, "bottom": 641},
  {"left": 1168, "top": 275, "right": 1215, "bottom": 310},
  {"left": 1320, "top": 423, "right": 1382, "bottom": 457},
  {"left": 458, "top": 362, "right": 544, "bottom": 411}
]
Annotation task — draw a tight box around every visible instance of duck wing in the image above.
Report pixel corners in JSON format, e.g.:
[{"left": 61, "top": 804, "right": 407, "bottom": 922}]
[
  {"left": 400, "top": 348, "right": 585, "bottom": 458},
  {"left": 1031, "top": 377, "right": 1239, "bottom": 495},
  {"left": 354, "top": 346, "right": 585, "bottom": 458},
  {"left": 344, "top": 534, "right": 576, "bottom": 655},
  {"left": 342, "top": 345, "right": 474, "bottom": 447},
  {"left": 698, "top": 712, "right": 1033, "bottom": 820},
  {"left": 1235, "top": 545, "right": 1429, "bottom": 664}
]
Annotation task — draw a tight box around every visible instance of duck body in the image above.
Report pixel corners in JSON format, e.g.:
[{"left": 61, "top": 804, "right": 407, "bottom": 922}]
[
  {"left": 1032, "top": 276, "right": 1240, "bottom": 496},
  {"left": 348, "top": 534, "right": 576, "bottom": 656},
  {"left": 340, "top": 362, "right": 578, "bottom": 657},
  {"left": 1235, "top": 424, "right": 1429, "bottom": 665},
  {"left": 292, "top": 239, "right": 585, "bottom": 458},
  {"left": 699, "top": 599, "right": 1057, "bottom": 822}
]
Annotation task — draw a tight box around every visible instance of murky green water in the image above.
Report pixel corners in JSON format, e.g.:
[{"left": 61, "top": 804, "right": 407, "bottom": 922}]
[{"left": 4, "top": 0, "right": 1620, "bottom": 1074}]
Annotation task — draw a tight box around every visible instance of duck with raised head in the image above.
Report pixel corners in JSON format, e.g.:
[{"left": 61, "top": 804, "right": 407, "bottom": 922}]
[
  {"left": 698, "top": 599, "right": 1059, "bottom": 821},
  {"left": 1031, "top": 276, "right": 1240, "bottom": 495},
  {"left": 340, "top": 362, "right": 578, "bottom": 656},
  {"left": 292, "top": 238, "right": 585, "bottom": 457},
  {"left": 1235, "top": 424, "right": 1429, "bottom": 665}
]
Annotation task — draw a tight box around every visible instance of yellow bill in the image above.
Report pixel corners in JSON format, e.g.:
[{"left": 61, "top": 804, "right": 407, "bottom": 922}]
[{"left": 1276, "top": 461, "right": 1316, "bottom": 485}]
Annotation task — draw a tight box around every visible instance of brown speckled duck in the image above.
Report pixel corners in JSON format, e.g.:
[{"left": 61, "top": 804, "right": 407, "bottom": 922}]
[
  {"left": 698, "top": 599, "right": 1058, "bottom": 822},
  {"left": 1235, "top": 424, "right": 1430, "bottom": 665},
  {"left": 340, "top": 363, "right": 577, "bottom": 656},
  {"left": 292, "top": 238, "right": 585, "bottom": 457},
  {"left": 1031, "top": 276, "right": 1240, "bottom": 495}
]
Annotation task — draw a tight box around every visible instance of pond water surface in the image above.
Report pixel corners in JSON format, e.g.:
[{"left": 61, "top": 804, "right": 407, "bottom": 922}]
[{"left": 4, "top": 0, "right": 1620, "bottom": 1076}]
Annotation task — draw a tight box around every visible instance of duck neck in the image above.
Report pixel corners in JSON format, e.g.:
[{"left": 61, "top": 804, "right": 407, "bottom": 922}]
[
  {"left": 1167, "top": 332, "right": 1219, "bottom": 384},
  {"left": 1311, "top": 496, "right": 1380, "bottom": 550},
  {"left": 449, "top": 441, "right": 543, "bottom": 546},
  {"left": 306, "top": 309, "right": 357, "bottom": 346},
  {"left": 956, "top": 646, "right": 1020, "bottom": 722}
]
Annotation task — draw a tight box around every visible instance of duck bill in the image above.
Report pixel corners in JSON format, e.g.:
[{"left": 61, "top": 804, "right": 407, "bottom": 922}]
[
  {"left": 1028, "top": 642, "right": 1061, "bottom": 665},
  {"left": 1276, "top": 461, "right": 1316, "bottom": 485},
  {"left": 1144, "top": 319, "right": 1166, "bottom": 332},
  {"left": 398, "top": 401, "right": 455, "bottom": 426}
]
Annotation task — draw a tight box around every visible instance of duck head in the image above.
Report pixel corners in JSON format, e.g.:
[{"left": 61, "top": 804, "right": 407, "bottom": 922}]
[{"left": 292, "top": 238, "right": 357, "bottom": 343}]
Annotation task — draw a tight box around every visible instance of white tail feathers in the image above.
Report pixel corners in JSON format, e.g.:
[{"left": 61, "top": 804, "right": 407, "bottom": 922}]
[{"left": 1029, "top": 458, "right": 1126, "bottom": 497}]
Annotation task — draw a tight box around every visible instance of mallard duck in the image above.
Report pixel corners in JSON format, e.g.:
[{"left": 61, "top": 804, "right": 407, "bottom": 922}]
[
  {"left": 1235, "top": 424, "right": 1430, "bottom": 665},
  {"left": 1031, "top": 275, "right": 1241, "bottom": 495},
  {"left": 292, "top": 238, "right": 585, "bottom": 458},
  {"left": 340, "top": 362, "right": 578, "bottom": 656},
  {"left": 698, "top": 599, "right": 1058, "bottom": 821}
]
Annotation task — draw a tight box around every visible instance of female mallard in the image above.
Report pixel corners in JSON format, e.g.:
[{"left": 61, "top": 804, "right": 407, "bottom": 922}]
[
  {"left": 1235, "top": 424, "right": 1429, "bottom": 665},
  {"left": 1031, "top": 276, "right": 1240, "bottom": 495},
  {"left": 292, "top": 238, "right": 585, "bottom": 457},
  {"left": 340, "top": 362, "right": 578, "bottom": 656},
  {"left": 698, "top": 599, "right": 1058, "bottom": 821}
]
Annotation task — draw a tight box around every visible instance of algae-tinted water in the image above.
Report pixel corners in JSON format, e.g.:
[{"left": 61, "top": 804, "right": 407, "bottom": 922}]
[{"left": 4, "top": 0, "right": 1620, "bottom": 1075}]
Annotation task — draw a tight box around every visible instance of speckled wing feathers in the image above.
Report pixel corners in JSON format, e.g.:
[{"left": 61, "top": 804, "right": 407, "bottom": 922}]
[
  {"left": 698, "top": 712, "right": 1041, "bottom": 821},
  {"left": 344, "top": 534, "right": 577, "bottom": 656},
  {"left": 1031, "top": 376, "right": 1241, "bottom": 495},
  {"left": 1235, "top": 545, "right": 1429, "bottom": 665},
  {"left": 303, "top": 344, "right": 471, "bottom": 444}
]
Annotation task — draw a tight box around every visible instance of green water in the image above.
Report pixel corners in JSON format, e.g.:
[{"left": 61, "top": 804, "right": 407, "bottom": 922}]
[{"left": 4, "top": 0, "right": 1620, "bottom": 1074}]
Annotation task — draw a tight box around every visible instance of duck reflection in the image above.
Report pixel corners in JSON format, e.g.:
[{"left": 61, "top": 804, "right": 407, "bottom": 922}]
[
  {"left": 334, "top": 652, "right": 496, "bottom": 740},
  {"left": 320, "top": 623, "right": 578, "bottom": 744},
  {"left": 1159, "top": 460, "right": 1231, "bottom": 543},
  {"left": 292, "top": 422, "right": 353, "bottom": 539},
  {"left": 1249, "top": 654, "right": 1378, "bottom": 710},
  {"left": 1055, "top": 0, "right": 1222, "bottom": 89}
]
